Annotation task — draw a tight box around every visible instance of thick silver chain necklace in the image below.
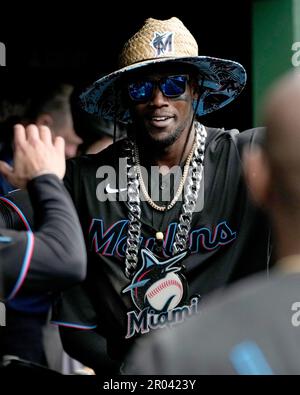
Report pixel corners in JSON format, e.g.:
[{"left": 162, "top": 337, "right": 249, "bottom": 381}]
[{"left": 123, "top": 122, "right": 207, "bottom": 279}]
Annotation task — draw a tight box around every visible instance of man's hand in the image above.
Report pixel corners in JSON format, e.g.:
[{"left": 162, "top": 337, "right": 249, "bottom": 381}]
[{"left": 0, "top": 124, "right": 66, "bottom": 189}]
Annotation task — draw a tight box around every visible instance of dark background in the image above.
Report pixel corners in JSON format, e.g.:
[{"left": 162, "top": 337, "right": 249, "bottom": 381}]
[{"left": 0, "top": 2, "right": 253, "bottom": 130}]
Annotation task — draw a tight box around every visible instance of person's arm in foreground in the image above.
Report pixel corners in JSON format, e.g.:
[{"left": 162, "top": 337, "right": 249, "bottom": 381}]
[{"left": 0, "top": 124, "right": 86, "bottom": 299}]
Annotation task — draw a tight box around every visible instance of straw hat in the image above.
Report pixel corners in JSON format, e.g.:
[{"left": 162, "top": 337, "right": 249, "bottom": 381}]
[{"left": 80, "top": 17, "right": 247, "bottom": 123}]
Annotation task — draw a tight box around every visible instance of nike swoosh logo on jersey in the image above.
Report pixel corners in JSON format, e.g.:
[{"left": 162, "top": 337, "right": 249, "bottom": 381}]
[{"left": 105, "top": 184, "right": 127, "bottom": 194}]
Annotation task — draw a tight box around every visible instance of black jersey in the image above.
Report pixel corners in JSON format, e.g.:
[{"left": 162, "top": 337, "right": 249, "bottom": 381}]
[
  {"left": 53, "top": 126, "right": 272, "bottom": 360},
  {"left": 0, "top": 174, "right": 87, "bottom": 300}
]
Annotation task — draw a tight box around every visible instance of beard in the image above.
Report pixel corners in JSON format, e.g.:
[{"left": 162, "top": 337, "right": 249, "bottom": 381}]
[
  {"left": 145, "top": 126, "right": 183, "bottom": 148},
  {"left": 135, "top": 118, "right": 191, "bottom": 150}
]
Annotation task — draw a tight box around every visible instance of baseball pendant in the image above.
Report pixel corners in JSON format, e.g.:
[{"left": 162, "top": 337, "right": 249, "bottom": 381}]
[{"left": 122, "top": 248, "right": 189, "bottom": 313}]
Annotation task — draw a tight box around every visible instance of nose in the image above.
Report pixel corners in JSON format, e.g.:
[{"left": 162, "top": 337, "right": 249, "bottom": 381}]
[
  {"left": 149, "top": 85, "right": 169, "bottom": 107},
  {"left": 72, "top": 131, "right": 83, "bottom": 146},
  {"left": 65, "top": 143, "right": 79, "bottom": 159}
]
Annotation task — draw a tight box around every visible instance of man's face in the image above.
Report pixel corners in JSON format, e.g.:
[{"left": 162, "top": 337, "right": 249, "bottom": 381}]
[{"left": 127, "top": 67, "right": 198, "bottom": 147}]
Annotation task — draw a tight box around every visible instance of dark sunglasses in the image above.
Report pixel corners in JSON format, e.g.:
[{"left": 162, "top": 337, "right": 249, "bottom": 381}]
[{"left": 128, "top": 75, "right": 189, "bottom": 102}]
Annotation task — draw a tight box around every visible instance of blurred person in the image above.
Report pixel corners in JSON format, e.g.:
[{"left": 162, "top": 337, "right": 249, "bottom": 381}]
[
  {"left": 70, "top": 89, "right": 126, "bottom": 155},
  {"left": 0, "top": 78, "right": 82, "bottom": 195},
  {"left": 0, "top": 124, "right": 86, "bottom": 297},
  {"left": 28, "top": 82, "right": 82, "bottom": 159},
  {"left": 0, "top": 78, "right": 83, "bottom": 367},
  {"left": 0, "top": 124, "right": 86, "bottom": 363},
  {"left": 124, "top": 69, "right": 300, "bottom": 375}
]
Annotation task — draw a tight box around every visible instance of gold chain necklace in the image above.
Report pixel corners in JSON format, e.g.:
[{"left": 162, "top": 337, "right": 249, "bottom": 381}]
[{"left": 134, "top": 134, "right": 197, "bottom": 212}]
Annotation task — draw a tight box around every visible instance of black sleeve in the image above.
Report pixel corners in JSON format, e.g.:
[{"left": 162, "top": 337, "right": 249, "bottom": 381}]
[
  {"left": 0, "top": 189, "right": 34, "bottom": 230},
  {"left": 59, "top": 327, "right": 121, "bottom": 375},
  {"left": 52, "top": 279, "right": 120, "bottom": 375},
  {"left": 0, "top": 174, "right": 87, "bottom": 299},
  {"left": 0, "top": 157, "right": 79, "bottom": 230}
]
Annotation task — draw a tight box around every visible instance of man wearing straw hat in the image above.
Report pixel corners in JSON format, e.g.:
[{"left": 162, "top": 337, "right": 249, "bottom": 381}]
[{"left": 1, "top": 17, "right": 271, "bottom": 374}]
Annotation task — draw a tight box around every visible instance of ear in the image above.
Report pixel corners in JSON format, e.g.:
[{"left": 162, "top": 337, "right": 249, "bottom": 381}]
[
  {"left": 35, "top": 113, "right": 54, "bottom": 130},
  {"left": 243, "top": 147, "right": 271, "bottom": 207}
]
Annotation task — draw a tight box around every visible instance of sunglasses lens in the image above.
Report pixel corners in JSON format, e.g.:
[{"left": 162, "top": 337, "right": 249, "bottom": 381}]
[
  {"left": 161, "top": 75, "right": 187, "bottom": 97},
  {"left": 128, "top": 75, "right": 188, "bottom": 102},
  {"left": 128, "top": 81, "right": 153, "bottom": 101}
]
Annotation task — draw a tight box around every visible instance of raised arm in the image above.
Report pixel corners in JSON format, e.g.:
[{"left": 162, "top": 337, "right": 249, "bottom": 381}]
[{"left": 0, "top": 124, "right": 87, "bottom": 299}]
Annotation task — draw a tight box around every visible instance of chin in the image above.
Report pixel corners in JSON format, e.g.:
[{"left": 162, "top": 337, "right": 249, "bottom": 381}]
[
  {"left": 147, "top": 129, "right": 182, "bottom": 148},
  {"left": 147, "top": 134, "right": 176, "bottom": 148}
]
